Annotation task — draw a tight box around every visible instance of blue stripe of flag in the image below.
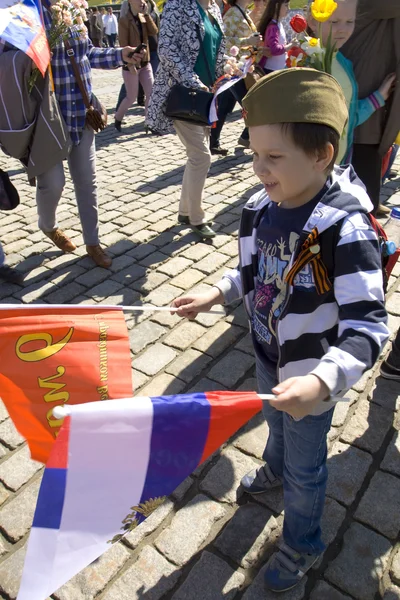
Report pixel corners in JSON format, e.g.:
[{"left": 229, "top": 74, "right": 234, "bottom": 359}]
[
  {"left": 138, "top": 393, "right": 211, "bottom": 509},
  {"left": 32, "top": 468, "right": 67, "bottom": 529}
]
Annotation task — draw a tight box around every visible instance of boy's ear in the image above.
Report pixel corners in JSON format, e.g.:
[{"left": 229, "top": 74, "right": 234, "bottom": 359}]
[{"left": 315, "top": 143, "right": 335, "bottom": 172}]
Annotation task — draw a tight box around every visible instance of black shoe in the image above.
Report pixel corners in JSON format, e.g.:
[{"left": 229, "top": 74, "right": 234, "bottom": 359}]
[
  {"left": 114, "top": 119, "right": 122, "bottom": 132},
  {"left": 178, "top": 214, "right": 190, "bottom": 225},
  {"left": 0, "top": 264, "right": 24, "bottom": 285},
  {"left": 190, "top": 223, "right": 216, "bottom": 239},
  {"left": 137, "top": 98, "right": 145, "bottom": 107},
  {"left": 210, "top": 145, "right": 228, "bottom": 156},
  {"left": 380, "top": 359, "right": 400, "bottom": 381}
]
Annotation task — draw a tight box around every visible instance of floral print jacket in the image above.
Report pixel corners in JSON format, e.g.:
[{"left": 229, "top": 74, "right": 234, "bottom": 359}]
[
  {"left": 146, "top": 0, "right": 225, "bottom": 135},
  {"left": 223, "top": 5, "right": 257, "bottom": 55}
]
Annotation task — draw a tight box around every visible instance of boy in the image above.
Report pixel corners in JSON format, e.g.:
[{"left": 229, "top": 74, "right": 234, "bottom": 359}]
[
  {"left": 307, "top": 0, "right": 396, "bottom": 215},
  {"left": 171, "top": 69, "right": 389, "bottom": 591}
]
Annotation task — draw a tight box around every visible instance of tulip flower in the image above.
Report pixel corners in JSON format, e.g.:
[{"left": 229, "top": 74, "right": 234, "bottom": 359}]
[
  {"left": 290, "top": 14, "right": 308, "bottom": 34},
  {"left": 310, "top": 0, "right": 338, "bottom": 23}
]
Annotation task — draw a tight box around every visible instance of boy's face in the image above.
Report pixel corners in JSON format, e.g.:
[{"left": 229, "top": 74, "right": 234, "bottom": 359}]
[
  {"left": 250, "top": 124, "right": 328, "bottom": 208},
  {"left": 309, "top": 0, "right": 356, "bottom": 49}
]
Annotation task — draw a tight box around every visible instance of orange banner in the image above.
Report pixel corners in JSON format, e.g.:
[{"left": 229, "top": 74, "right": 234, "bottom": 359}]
[{"left": 0, "top": 308, "right": 132, "bottom": 463}]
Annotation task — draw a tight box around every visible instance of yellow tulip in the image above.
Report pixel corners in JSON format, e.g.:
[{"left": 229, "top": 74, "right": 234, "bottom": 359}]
[{"left": 311, "top": 0, "right": 338, "bottom": 22}]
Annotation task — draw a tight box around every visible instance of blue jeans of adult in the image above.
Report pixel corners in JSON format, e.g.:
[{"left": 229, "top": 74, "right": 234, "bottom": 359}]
[
  {"left": 256, "top": 356, "right": 333, "bottom": 556},
  {"left": 0, "top": 241, "right": 5, "bottom": 267},
  {"left": 107, "top": 33, "right": 117, "bottom": 48},
  {"left": 116, "top": 50, "right": 159, "bottom": 111}
]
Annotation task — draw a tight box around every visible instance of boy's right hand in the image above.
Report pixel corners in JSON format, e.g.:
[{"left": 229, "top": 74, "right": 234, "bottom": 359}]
[
  {"left": 171, "top": 287, "right": 224, "bottom": 320},
  {"left": 379, "top": 73, "right": 396, "bottom": 101}
]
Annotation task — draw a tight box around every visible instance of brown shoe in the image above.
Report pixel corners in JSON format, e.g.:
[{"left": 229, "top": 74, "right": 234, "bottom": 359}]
[
  {"left": 376, "top": 204, "right": 391, "bottom": 218},
  {"left": 86, "top": 245, "right": 112, "bottom": 268},
  {"left": 45, "top": 228, "right": 76, "bottom": 253}
]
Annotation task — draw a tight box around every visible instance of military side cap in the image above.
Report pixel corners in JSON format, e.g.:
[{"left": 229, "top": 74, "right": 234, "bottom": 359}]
[{"left": 242, "top": 68, "right": 348, "bottom": 136}]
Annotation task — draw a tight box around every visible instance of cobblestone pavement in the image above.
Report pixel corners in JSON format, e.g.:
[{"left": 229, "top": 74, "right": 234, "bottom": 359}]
[{"left": 0, "top": 68, "right": 400, "bottom": 600}]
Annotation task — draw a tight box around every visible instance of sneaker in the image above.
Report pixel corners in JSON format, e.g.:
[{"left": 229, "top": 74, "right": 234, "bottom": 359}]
[
  {"left": 190, "top": 223, "right": 216, "bottom": 239},
  {"left": 264, "top": 541, "right": 319, "bottom": 592},
  {"left": 380, "top": 359, "right": 400, "bottom": 381},
  {"left": 178, "top": 214, "right": 190, "bottom": 225},
  {"left": 237, "top": 136, "right": 250, "bottom": 149},
  {"left": 0, "top": 264, "right": 24, "bottom": 285},
  {"left": 86, "top": 245, "right": 112, "bottom": 268},
  {"left": 240, "top": 463, "right": 283, "bottom": 495},
  {"left": 210, "top": 145, "right": 228, "bottom": 156},
  {"left": 45, "top": 228, "right": 76, "bottom": 253}
]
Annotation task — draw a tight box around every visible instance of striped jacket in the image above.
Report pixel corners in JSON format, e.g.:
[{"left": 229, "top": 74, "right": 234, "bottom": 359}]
[{"left": 216, "top": 166, "right": 389, "bottom": 412}]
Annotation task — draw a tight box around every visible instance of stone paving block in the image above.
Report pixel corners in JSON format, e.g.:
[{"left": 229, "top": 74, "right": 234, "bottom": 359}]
[
  {"left": 86, "top": 280, "right": 125, "bottom": 301},
  {"left": 340, "top": 399, "right": 393, "bottom": 453},
  {"left": 237, "top": 377, "right": 258, "bottom": 391},
  {"left": 200, "top": 447, "right": 259, "bottom": 504},
  {"left": 46, "top": 282, "right": 87, "bottom": 304},
  {"left": 352, "top": 368, "right": 374, "bottom": 393},
  {"left": 194, "top": 307, "right": 226, "bottom": 328},
  {"left": 355, "top": 471, "right": 400, "bottom": 539},
  {"left": 139, "top": 251, "right": 170, "bottom": 270},
  {"left": 381, "top": 430, "right": 400, "bottom": 476},
  {"left": 188, "top": 378, "right": 228, "bottom": 393},
  {"left": 225, "top": 304, "right": 250, "bottom": 328},
  {"left": 180, "top": 243, "right": 214, "bottom": 261},
  {"left": 195, "top": 252, "right": 229, "bottom": 275},
  {"left": 171, "top": 551, "right": 245, "bottom": 600},
  {"left": 164, "top": 322, "right": 206, "bottom": 351},
  {"left": 0, "top": 418, "right": 25, "bottom": 449},
  {"left": 139, "top": 374, "right": 186, "bottom": 398},
  {"left": 102, "top": 545, "right": 181, "bottom": 600},
  {"left": 309, "top": 581, "right": 352, "bottom": 600},
  {"left": 150, "top": 310, "right": 180, "bottom": 329},
  {"left": 327, "top": 441, "right": 372, "bottom": 506},
  {"left": 215, "top": 503, "right": 278, "bottom": 568},
  {"left": 129, "top": 321, "right": 167, "bottom": 354},
  {"left": 170, "top": 268, "right": 205, "bottom": 290},
  {"left": 146, "top": 284, "right": 183, "bottom": 306},
  {"left": 387, "top": 292, "right": 400, "bottom": 316},
  {"left": 14, "top": 280, "right": 55, "bottom": 302},
  {"left": 0, "top": 399, "right": 9, "bottom": 422},
  {"left": 382, "top": 584, "right": 400, "bottom": 600},
  {"left": 110, "top": 264, "right": 147, "bottom": 285},
  {"left": 123, "top": 499, "right": 174, "bottom": 550},
  {"left": 0, "top": 484, "right": 10, "bottom": 506},
  {"left": 132, "top": 369, "right": 149, "bottom": 391},
  {"left": 0, "top": 445, "right": 43, "bottom": 491},
  {"left": 390, "top": 546, "right": 400, "bottom": 586},
  {"left": 233, "top": 412, "right": 268, "bottom": 459},
  {"left": 127, "top": 243, "right": 158, "bottom": 261},
  {"left": 166, "top": 349, "right": 212, "bottom": 383},
  {"left": 0, "top": 543, "right": 27, "bottom": 599},
  {"left": 208, "top": 350, "right": 255, "bottom": 387},
  {"left": 325, "top": 522, "right": 392, "bottom": 600},
  {"left": 130, "top": 272, "right": 169, "bottom": 296},
  {"left": 368, "top": 378, "right": 400, "bottom": 412},
  {"left": 171, "top": 476, "right": 193, "bottom": 502},
  {"left": 241, "top": 563, "right": 307, "bottom": 600},
  {"left": 331, "top": 399, "right": 351, "bottom": 428},
  {"left": 0, "top": 478, "right": 41, "bottom": 542},
  {"left": 321, "top": 497, "right": 347, "bottom": 549},
  {"left": 132, "top": 344, "right": 177, "bottom": 377},
  {"left": 75, "top": 267, "right": 110, "bottom": 288},
  {"left": 235, "top": 333, "right": 254, "bottom": 355},
  {"left": 154, "top": 494, "right": 226, "bottom": 566},
  {"left": 157, "top": 256, "right": 192, "bottom": 277}
]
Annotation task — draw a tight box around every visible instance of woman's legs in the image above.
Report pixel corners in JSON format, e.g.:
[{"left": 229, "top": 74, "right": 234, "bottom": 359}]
[
  {"left": 173, "top": 120, "right": 211, "bottom": 226},
  {"left": 115, "top": 69, "right": 139, "bottom": 122},
  {"left": 138, "top": 63, "right": 154, "bottom": 117}
]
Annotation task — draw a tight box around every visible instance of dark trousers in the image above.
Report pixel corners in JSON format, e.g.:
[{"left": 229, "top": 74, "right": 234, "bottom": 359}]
[
  {"left": 351, "top": 143, "right": 381, "bottom": 214},
  {"left": 210, "top": 78, "right": 249, "bottom": 148},
  {"left": 107, "top": 33, "right": 117, "bottom": 48},
  {"left": 388, "top": 328, "right": 400, "bottom": 369}
]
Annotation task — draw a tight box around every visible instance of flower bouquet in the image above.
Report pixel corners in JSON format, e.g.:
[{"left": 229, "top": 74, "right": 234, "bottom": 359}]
[
  {"left": 286, "top": 0, "right": 338, "bottom": 74},
  {"left": 29, "top": 0, "right": 88, "bottom": 92}
]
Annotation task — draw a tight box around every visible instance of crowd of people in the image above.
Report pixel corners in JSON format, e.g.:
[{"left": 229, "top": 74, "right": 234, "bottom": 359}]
[{"left": 0, "top": 0, "right": 400, "bottom": 591}]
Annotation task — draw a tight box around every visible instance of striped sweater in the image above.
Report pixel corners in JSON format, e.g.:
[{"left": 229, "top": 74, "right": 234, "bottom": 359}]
[{"left": 216, "top": 166, "right": 389, "bottom": 412}]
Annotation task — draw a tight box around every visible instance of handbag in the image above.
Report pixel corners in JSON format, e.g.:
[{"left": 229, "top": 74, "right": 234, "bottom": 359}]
[
  {"left": 64, "top": 39, "right": 108, "bottom": 132},
  {"left": 165, "top": 26, "right": 214, "bottom": 126},
  {"left": 0, "top": 169, "right": 20, "bottom": 211}
]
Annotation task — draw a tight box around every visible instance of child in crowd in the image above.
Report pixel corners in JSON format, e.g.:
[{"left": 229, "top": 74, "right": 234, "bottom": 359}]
[
  {"left": 307, "top": 0, "right": 396, "bottom": 166},
  {"left": 258, "top": 0, "right": 292, "bottom": 73},
  {"left": 171, "top": 68, "right": 389, "bottom": 591}
]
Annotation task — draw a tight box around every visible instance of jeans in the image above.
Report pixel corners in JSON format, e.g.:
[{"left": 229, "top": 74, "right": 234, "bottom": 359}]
[
  {"left": 116, "top": 51, "right": 159, "bottom": 111},
  {"left": 36, "top": 128, "right": 99, "bottom": 246},
  {"left": 107, "top": 33, "right": 117, "bottom": 48},
  {"left": 0, "top": 241, "right": 5, "bottom": 267},
  {"left": 257, "top": 358, "right": 334, "bottom": 555}
]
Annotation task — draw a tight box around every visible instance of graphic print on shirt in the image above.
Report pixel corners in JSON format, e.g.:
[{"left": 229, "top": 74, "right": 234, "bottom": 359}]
[{"left": 253, "top": 230, "right": 315, "bottom": 351}]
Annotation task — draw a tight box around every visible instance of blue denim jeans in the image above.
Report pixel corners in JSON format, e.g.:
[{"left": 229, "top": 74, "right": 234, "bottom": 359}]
[
  {"left": 256, "top": 358, "right": 333, "bottom": 555},
  {"left": 0, "top": 241, "right": 5, "bottom": 267}
]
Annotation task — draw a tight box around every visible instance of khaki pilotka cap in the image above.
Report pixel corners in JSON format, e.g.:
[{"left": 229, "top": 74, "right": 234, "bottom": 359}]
[{"left": 242, "top": 68, "right": 348, "bottom": 137}]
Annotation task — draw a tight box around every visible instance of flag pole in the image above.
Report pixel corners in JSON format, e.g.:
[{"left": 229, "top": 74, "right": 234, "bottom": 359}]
[{"left": 0, "top": 303, "right": 226, "bottom": 315}]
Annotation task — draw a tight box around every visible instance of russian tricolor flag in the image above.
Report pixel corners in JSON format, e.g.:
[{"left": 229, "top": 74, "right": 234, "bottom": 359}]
[
  {"left": 0, "top": 0, "right": 50, "bottom": 75},
  {"left": 17, "top": 392, "right": 266, "bottom": 600}
]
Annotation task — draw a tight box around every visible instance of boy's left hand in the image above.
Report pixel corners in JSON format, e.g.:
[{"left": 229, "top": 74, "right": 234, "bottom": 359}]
[{"left": 269, "top": 375, "right": 330, "bottom": 419}]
